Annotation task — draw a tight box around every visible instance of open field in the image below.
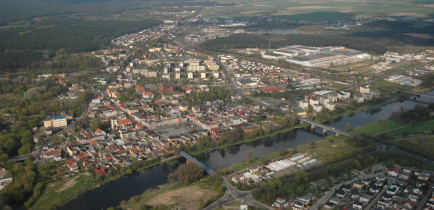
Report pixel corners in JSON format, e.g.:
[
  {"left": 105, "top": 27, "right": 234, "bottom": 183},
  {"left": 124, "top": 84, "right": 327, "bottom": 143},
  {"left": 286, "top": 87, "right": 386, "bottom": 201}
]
[
  {"left": 32, "top": 175, "right": 97, "bottom": 209},
  {"left": 371, "top": 80, "right": 412, "bottom": 91},
  {"left": 119, "top": 181, "right": 218, "bottom": 210},
  {"left": 353, "top": 119, "right": 434, "bottom": 136},
  {"left": 353, "top": 120, "right": 405, "bottom": 135},
  {"left": 383, "top": 135, "right": 434, "bottom": 160}
]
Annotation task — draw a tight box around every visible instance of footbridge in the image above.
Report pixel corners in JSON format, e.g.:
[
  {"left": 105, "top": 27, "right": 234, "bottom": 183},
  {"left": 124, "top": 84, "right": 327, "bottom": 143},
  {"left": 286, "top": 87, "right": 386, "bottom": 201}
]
[
  {"left": 299, "top": 117, "right": 355, "bottom": 137},
  {"left": 178, "top": 150, "right": 216, "bottom": 175}
]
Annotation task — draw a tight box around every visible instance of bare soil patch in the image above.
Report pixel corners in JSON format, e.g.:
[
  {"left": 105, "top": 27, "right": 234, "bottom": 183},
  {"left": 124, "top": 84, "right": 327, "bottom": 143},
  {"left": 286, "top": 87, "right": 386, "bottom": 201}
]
[
  {"left": 389, "top": 13, "right": 426, "bottom": 17},
  {"left": 146, "top": 185, "right": 216, "bottom": 210},
  {"left": 404, "top": 33, "right": 432, "bottom": 39},
  {"left": 56, "top": 177, "right": 78, "bottom": 192}
]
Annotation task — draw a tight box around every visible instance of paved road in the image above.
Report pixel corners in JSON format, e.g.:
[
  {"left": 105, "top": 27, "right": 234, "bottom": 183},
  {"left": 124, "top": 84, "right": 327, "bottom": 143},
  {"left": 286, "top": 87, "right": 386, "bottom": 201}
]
[
  {"left": 416, "top": 185, "right": 433, "bottom": 210},
  {"left": 364, "top": 185, "right": 387, "bottom": 210}
]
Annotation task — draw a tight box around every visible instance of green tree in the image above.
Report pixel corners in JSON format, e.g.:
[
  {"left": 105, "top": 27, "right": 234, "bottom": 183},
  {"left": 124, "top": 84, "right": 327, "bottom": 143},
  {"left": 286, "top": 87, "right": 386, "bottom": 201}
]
[
  {"left": 295, "top": 171, "right": 309, "bottom": 183},
  {"left": 168, "top": 162, "right": 204, "bottom": 184},
  {"left": 246, "top": 149, "right": 254, "bottom": 162},
  {"left": 344, "top": 122, "right": 353, "bottom": 132}
]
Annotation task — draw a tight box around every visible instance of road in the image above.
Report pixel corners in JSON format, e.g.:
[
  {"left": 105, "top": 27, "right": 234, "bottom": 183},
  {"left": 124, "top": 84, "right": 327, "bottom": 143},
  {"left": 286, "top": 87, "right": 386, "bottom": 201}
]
[
  {"left": 203, "top": 179, "right": 273, "bottom": 210},
  {"left": 36, "top": 93, "right": 95, "bottom": 159},
  {"left": 416, "top": 185, "right": 433, "bottom": 210}
]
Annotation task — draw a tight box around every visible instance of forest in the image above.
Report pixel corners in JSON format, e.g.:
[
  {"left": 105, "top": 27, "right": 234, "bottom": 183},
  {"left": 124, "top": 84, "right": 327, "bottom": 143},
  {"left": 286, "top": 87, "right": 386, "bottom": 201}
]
[{"left": 0, "top": 18, "right": 158, "bottom": 72}]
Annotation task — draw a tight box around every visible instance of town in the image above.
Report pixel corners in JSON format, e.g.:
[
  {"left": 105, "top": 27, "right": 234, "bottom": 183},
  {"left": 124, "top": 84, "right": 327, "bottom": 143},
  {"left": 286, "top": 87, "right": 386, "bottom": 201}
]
[{"left": 1, "top": 2, "right": 434, "bottom": 209}]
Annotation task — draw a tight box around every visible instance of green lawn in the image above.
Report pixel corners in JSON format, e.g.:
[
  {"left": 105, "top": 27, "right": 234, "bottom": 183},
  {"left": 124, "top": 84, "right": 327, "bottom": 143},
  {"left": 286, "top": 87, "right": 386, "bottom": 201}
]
[
  {"left": 353, "top": 119, "right": 434, "bottom": 136},
  {"left": 371, "top": 80, "right": 410, "bottom": 91},
  {"left": 353, "top": 120, "right": 405, "bottom": 135}
]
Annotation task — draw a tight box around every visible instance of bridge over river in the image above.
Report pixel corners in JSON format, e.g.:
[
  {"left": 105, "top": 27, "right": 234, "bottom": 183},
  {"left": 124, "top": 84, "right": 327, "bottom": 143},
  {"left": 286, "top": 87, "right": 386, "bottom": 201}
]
[{"left": 178, "top": 150, "right": 272, "bottom": 210}]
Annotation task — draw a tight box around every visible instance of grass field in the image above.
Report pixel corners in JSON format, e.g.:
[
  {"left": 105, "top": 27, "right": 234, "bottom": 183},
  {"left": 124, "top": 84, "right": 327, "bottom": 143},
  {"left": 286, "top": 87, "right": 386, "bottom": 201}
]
[
  {"left": 353, "top": 119, "right": 434, "bottom": 136},
  {"left": 32, "top": 174, "right": 97, "bottom": 209},
  {"left": 371, "top": 80, "right": 412, "bottom": 91},
  {"left": 353, "top": 120, "right": 405, "bottom": 135},
  {"left": 383, "top": 135, "right": 434, "bottom": 160}
]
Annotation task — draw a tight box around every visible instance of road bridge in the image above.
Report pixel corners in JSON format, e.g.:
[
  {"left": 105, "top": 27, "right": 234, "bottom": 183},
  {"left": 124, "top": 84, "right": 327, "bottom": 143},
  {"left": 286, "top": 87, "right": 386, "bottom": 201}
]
[
  {"left": 178, "top": 150, "right": 272, "bottom": 209},
  {"left": 299, "top": 117, "right": 355, "bottom": 137},
  {"left": 178, "top": 150, "right": 216, "bottom": 175}
]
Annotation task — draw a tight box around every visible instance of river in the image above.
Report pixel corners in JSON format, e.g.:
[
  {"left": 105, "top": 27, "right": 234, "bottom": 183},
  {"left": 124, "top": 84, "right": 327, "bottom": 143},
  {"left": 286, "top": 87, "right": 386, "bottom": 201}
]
[{"left": 62, "top": 91, "right": 434, "bottom": 209}]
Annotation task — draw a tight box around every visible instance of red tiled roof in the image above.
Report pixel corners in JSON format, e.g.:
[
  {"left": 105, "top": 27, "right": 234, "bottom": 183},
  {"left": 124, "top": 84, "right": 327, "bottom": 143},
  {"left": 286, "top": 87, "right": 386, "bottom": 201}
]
[
  {"left": 117, "top": 119, "right": 132, "bottom": 125},
  {"left": 67, "top": 159, "right": 75, "bottom": 167},
  {"left": 261, "top": 87, "right": 284, "bottom": 92},
  {"left": 90, "top": 140, "right": 98, "bottom": 146},
  {"left": 44, "top": 150, "right": 61, "bottom": 156},
  {"left": 135, "top": 85, "right": 145, "bottom": 91}
]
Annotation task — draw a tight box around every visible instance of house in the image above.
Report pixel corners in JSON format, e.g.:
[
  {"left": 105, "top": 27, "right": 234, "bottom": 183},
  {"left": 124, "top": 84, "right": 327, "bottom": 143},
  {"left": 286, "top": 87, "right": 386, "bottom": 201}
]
[
  {"left": 376, "top": 175, "right": 385, "bottom": 182},
  {"left": 399, "top": 172, "right": 411, "bottom": 180},
  {"left": 299, "top": 100, "right": 309, "bottom": 110},
  {"left": 353, "top": 201, "right": 364, "bottom": 209},
  {"left": 418, "top": 172, "right": 431, "bottom": 181},
  {"left": 312, "top": 104, "right": 323, "bottom": 112},
  {"left": 94, "top": 167, "right": 107, "bottom": 175},
  {"left": 404, "top": 200, "right": 415, "bottom": 209},
  {"left": 387, "top": 168, "right": 399, "bottom": 177},
  {"left": 329, "top": 197, "right": 341, "bottom": 205},
  {"left": 336, "top": 190, "right": 347, "bottom": 198},
  {"left": 338, "top": 91, "right": 351, "bottom": 101},
  {"left": 273, "top": 197, "right": 289, "bottom": 209},
  {"left": 359, "top": 85, "right": 370, "bottom": 94},
  {"left": 359, "top": 195, "right": 371, "bottom": 204},
  {"left": 353, "top": 181, "right": 364, "bottom": 189},
  {"left": 261, "top": 87, "right": 285, "bottom": 93},
  {"left": 323, "top": 202, "right": 335, "bottom": 209},
  {"left": 44, "top": 116, "right": 68, "bottom": 128},
  {"left": 299, "top": 194, "right": 315, "bottom": 205},
  {"left": 66, "top": 159, "right": 78, "bottom": 172},
  {"left": 353, "top": 93, "right": 364, "bottom": 103},
  {"left": 386, "top": 185, "right": 399, "bottom": 195}
]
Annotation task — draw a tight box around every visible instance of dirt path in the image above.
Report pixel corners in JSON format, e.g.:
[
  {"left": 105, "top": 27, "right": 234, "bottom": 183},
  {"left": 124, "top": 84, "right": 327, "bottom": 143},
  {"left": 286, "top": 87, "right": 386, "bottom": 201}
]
[
  {"left": 56, "top": 177, "right": 78, "bottom": 192},
  {"left": 146, "top": 185, "right": 216, "bottom": 210}
]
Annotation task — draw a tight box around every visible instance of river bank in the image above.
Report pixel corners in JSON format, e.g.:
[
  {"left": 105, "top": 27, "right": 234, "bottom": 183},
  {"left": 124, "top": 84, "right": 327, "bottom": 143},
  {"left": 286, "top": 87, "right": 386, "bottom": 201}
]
[
  {"left": 43, "top": 90, "right": 433, "bottom": 209},
  {"left": 33, "top": 123, "right": 305, "bottom": 209}
]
